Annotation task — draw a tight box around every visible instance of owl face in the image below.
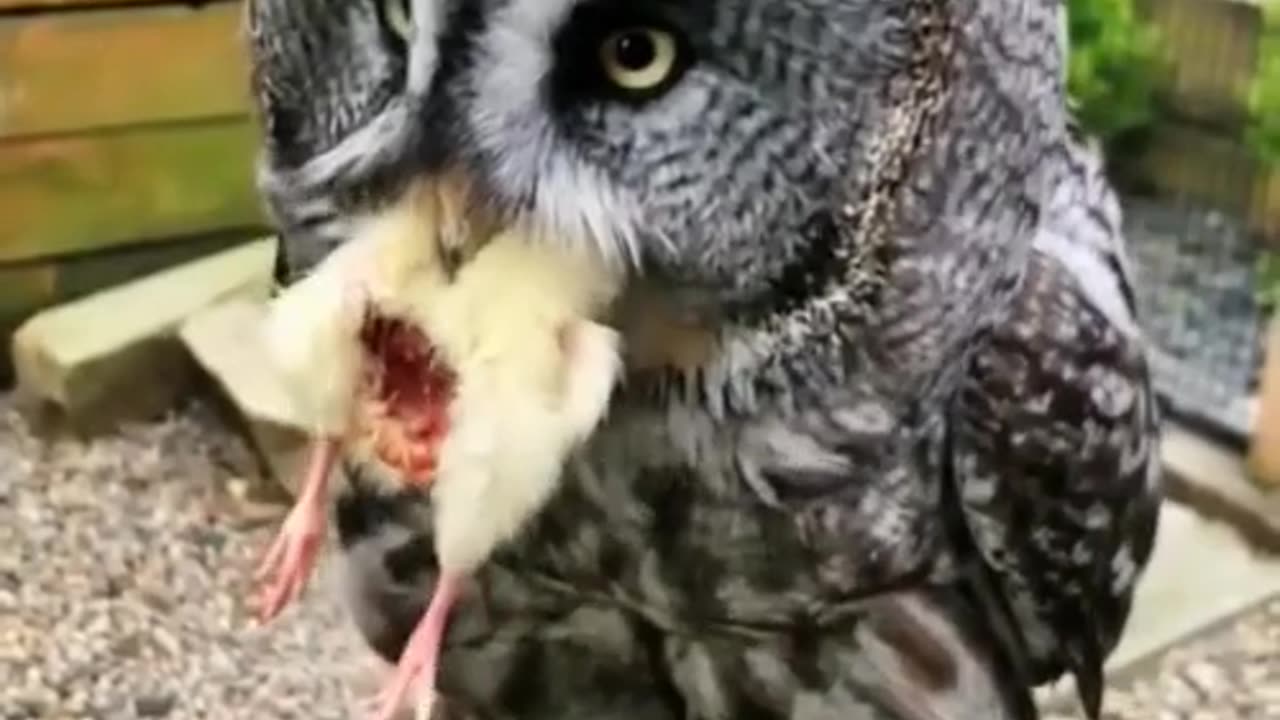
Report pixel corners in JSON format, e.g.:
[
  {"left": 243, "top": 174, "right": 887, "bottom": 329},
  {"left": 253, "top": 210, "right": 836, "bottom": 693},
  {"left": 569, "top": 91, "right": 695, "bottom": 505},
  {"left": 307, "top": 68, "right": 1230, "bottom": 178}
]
[{"left": 248, "top": 0, "right": 923, "bottom": 307}]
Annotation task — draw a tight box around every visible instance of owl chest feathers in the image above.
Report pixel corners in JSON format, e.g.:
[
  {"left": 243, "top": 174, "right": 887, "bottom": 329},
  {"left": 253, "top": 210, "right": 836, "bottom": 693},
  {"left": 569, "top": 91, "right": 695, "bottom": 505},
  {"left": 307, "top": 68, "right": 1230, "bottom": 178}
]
[{"left": 520, "top": 359, "right": 951, "bottom": 629}]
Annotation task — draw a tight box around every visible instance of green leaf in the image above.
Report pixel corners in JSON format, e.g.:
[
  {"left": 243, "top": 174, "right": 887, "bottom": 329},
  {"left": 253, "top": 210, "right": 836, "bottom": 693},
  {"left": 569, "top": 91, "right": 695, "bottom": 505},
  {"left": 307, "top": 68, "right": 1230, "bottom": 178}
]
[{"left": 1065, "top": 0, "right": 1163, "bottom": 157}]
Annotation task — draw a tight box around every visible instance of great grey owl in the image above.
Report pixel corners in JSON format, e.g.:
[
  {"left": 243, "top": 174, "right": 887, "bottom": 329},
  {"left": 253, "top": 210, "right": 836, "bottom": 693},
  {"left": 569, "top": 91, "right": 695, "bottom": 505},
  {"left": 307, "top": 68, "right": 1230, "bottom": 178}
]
[{"left": 244, "top": 0, "right": 1163, "bottom": 718}]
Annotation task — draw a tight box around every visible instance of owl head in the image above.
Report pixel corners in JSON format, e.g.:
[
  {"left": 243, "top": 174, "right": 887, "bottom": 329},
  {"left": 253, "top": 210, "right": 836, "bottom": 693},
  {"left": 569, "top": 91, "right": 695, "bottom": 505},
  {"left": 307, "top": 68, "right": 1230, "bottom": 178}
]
[{"left": 247, "top": 0, "right": 1066, "bottom": 336}]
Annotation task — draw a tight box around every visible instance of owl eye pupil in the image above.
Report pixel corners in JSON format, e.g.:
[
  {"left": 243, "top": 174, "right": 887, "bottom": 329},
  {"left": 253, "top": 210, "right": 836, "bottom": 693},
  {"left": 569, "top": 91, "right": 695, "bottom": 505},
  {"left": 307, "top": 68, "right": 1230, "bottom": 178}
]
[{"left": 613, "top": 32, "right": 657, "bottom": 71}]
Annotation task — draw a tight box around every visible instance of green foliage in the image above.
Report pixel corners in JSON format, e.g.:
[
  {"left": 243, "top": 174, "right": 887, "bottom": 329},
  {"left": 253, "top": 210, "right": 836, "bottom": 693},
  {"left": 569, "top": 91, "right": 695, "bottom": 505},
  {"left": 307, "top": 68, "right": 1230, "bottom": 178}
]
[
  {"left": 1246, "top": 3, "right": 1280, "bottom": 165},
  {"left": 1260, "top": 252, "right": 1280, "bottom": 313},
  {"left": 1065, "top": 0, "right": 1164, "bottom": 151}
]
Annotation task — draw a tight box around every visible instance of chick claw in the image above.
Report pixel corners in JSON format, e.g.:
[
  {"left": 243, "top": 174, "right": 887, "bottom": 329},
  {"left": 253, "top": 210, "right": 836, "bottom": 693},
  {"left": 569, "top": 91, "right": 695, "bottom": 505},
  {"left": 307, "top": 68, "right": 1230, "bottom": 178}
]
[
  {"left": 252, "top": 437, "right": 340, "bottom": 623},
  {"left": 253, "top": 496, "right": 326, "bottom": 623},
  {"left": 368, "top": 573, "right": 462, "bottom": 720}
]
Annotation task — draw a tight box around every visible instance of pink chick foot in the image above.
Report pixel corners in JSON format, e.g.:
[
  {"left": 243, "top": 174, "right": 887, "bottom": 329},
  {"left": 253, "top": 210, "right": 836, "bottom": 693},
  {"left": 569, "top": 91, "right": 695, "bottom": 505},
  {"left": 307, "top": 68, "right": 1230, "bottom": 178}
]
[
  {"left": 369, "top": 572, "right": 464, "bottom": 720},
  {"left": 253, "top": 436, "right": 341, "bottom": 623}
]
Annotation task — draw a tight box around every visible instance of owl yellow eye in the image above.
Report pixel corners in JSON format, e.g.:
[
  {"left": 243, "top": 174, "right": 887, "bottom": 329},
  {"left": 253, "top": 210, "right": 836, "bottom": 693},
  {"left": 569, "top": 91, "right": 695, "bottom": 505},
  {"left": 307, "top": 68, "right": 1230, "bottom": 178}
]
[
  {"left": 384, "top": 0, "right": 413, "bottom": 40},
  {"left": 599, "top": 27, "right": 678, "bottom": 92}
]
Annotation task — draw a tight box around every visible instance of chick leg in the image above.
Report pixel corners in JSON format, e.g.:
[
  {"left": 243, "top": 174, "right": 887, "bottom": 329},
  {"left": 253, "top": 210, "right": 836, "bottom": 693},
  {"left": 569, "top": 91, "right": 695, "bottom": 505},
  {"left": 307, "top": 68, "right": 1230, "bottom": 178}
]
[
  {"left": 253, "top": 435, "right": 341, "bottom": 622},
  {"left": 369, "top": 571, "right": 463, "bottom": 720},
  {"left": 255, "top": 247, "right": 375, "bottom": 622}
]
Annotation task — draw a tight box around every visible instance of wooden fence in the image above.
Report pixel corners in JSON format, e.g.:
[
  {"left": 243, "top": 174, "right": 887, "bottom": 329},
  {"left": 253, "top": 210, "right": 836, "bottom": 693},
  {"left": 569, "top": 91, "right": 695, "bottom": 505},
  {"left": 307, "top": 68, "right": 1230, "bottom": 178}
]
[
  {"left": 1131, "top": 0, "right": 1280, "bottom": 244},
  {"left": 0, "top": 0, "right": 265, "bottom": 369}
]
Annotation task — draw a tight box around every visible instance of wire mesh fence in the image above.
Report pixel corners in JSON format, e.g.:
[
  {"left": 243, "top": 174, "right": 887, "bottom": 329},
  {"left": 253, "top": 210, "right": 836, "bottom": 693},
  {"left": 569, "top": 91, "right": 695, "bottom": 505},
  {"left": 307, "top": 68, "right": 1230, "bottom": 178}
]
[
  {"left": 1106, "top": 0, "right": 1280, "bottom": 441},
  {"left": 1123, "top": 192, "right": 1270, "bottom": 439}
]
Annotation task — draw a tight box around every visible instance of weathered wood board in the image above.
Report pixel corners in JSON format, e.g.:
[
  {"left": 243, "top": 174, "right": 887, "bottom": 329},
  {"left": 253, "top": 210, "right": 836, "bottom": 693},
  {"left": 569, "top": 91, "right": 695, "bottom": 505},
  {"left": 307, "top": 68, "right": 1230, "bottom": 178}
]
[
  {"left": 1131, "top": 120, "right": 1280, "bottom": 243},
  {"left": 0, "top": 232, "right": 258, "bottom": 380},
  {"left": 0, "top": 118, "right": 267, "bottom": 264},
  {"left": 1249, "top": 319, "right": 1280, "bottom": 487},
  {"left": 0, "top": 265, "right": 57, "bottom": 360},
  {"left": 1139, "top": 0, "right": 1264, "bottom": 130},
  {"left": 1254, "top": 167, "right": 1280, "bottom": 248},
  {"left": 9, "top": 237, "right": 277, "bottom": 429},
  {"left": 1135, "top": 122, "right": 1260, "bottom": 215},
  {"left": 0, "top": 0, "right": 162, "bottom": 8},
  {"left": 0, "top": 1, "right": 250, "bottom": 139}
]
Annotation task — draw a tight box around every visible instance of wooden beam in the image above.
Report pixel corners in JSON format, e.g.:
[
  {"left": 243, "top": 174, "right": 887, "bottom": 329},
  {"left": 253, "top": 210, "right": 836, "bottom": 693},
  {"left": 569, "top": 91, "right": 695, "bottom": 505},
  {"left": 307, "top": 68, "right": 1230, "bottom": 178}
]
[
  {"left": 0, "top": 118, "right": 267, "bottom": 264},
  {"left": 0, "top": 263, "right": 57, "bottom": 327},
  {"left": 1135, "top": 122, "right": 1260, "bottom": 217},
  {"left": 0, "top": 0, "right": 197, "bottom": 12},
  {"left": 1248, "top": 317, "right": 1280, "bottom": 488},
  {"left": 0, "top": 1, "right": 250, "bottom": 139},
  {"left": 0, "top": 233, "right": 254, "bottom": 381},
  {"left": 1140, "top": 0, "right": 1263, "bottom": 130},
  {"left": 1254, "top": 168, "right": 1280, "bottom": 249},
  {"left": 0, "top": 263, "right": 57, "bottom": 382},
  {"left": 9, "top": 237, "right": 278, "bottom": 431}
]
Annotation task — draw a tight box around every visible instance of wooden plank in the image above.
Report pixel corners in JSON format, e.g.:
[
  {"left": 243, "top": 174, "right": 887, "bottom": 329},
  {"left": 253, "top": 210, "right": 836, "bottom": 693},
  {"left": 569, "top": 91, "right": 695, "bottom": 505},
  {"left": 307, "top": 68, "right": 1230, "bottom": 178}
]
[
  {"left": 53, "top": 231, "right": 254, "bottom": 300},
  {"left": 0, "top": 264, "right": 56, "bottom": 317},
  {"left": 0, "top": 0, "right": 174, "bottom": 11},
  {"left": 1139, "top": 0, "right": 1263, "bottom": 130},
  {"left": 1248, "top": 318, "right": 1280, "bottom": 487},
  {"left": 10, "top": 237, "right": 277, "bottom": 430},
  {"left": 0, "top": 119, "right": 267, "bottom": 264},
  {"left": 1252, "top": 167, "right": 1280, "bottom": 247},
  {"left": 1135, "top": 122, "right": 1260, "bottom": 216},
  {"left": 0, "top": 264, "right": 57, "bottom": 382},
  {"left": 0, "top": 2, "right": 250, "bottom": 139},
  {"left": 0, "top": 233, "right": 253, "bottom": 380}
]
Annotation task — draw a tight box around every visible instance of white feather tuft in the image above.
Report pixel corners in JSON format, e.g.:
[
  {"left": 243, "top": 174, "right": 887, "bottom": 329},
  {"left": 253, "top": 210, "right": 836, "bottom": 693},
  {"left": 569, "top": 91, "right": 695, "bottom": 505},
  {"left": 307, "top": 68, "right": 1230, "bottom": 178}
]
[
  {"left": 260, "top": 240, "right": 367, "bottom": 436},
  {"left": 423, "top": 233, "right": 624, "bottom": 572}
]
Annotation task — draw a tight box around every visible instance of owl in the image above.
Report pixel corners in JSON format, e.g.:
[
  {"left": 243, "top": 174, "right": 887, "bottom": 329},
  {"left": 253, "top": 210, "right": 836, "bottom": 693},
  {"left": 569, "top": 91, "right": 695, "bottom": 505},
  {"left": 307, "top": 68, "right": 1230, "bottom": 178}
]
[{"left": 244, "top": 0, "right": 1163, "bottom": 718}]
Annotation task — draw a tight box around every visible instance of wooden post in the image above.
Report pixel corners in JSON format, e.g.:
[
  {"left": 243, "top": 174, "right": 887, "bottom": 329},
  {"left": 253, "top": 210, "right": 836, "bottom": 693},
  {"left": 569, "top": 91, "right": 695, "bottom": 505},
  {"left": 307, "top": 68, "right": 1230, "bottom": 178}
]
[{"left": 1250, "top": 316, "right": 1280, "bottom": 488}]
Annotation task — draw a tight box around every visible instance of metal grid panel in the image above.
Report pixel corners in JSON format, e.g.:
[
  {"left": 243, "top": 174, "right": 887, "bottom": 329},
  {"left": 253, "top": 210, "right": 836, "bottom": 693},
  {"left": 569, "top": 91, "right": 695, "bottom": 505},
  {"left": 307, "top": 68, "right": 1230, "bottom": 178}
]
[{"left": 1122, "top": 195, "right": 1268, "bottom": 438}]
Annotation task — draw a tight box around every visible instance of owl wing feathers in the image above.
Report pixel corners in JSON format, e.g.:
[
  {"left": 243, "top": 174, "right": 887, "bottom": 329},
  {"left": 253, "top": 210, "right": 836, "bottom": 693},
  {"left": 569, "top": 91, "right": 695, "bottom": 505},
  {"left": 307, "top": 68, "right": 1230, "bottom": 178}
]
[{"left": 950, "top": 130, "right": 1162, "bottom": 719}]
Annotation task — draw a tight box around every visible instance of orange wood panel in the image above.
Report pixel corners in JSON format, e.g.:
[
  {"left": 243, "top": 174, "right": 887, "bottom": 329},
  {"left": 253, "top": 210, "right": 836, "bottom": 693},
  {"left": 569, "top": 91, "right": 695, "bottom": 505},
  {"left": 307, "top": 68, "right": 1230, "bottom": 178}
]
[{"left": 0, "top": 1, "right": 250, "bottom": 139}]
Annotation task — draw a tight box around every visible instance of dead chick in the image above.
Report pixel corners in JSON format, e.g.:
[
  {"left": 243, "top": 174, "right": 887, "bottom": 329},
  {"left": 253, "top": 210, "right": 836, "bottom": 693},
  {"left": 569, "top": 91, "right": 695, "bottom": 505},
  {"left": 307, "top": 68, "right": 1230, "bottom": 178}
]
[{"left": 251, "top": 181, "right": 625, "bottom": 720}]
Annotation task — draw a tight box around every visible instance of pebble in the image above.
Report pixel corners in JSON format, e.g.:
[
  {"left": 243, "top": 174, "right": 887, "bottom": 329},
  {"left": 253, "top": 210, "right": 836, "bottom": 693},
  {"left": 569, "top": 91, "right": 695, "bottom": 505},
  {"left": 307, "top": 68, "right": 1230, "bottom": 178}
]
[
  {"left": 1039, "top": 596, "right": 1280, "bottom": 719},
  {"left": 2, "top": 392, "right": 1277, "bottom": 720},
  {"left": 0, "top": 395, "right": 381, "bottom": 720}
]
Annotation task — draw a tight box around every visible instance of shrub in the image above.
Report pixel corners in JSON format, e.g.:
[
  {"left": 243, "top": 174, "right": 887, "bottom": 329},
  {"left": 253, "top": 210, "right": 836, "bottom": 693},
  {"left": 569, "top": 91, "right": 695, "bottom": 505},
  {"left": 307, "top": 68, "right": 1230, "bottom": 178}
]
[
  {"left": 1246, "top": 3, "right": 1280, "bottom": 166},
  {"left": 1260, "top": 252, "right": 1280, "bottom": 314},
  {"left": 1064, "top": 0, "right": 1164, "bottom": 155}
]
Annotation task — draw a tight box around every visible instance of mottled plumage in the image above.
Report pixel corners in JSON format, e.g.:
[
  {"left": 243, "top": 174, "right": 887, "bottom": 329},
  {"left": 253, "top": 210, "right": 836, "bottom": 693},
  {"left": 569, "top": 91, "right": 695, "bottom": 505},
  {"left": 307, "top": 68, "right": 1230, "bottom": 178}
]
[{"left": 244, "top": 0, "right": 1163, "bottom": 717}]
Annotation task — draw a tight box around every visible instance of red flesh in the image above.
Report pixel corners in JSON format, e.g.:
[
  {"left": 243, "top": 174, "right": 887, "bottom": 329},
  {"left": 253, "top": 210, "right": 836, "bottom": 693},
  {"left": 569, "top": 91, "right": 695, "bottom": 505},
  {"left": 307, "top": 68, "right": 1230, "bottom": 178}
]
[
  {"left": 254, "top": 312, "right": 455, "bottom": 624},
  {"left": 357, "top": 313, "right": 456, "bottom": 485}
]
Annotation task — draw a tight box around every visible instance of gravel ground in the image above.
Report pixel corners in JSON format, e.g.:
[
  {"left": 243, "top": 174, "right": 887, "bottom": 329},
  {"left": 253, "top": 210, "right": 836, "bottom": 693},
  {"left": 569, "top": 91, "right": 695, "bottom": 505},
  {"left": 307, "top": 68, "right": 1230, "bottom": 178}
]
[
  {"left": 1, "top": 392, "right": 1277, "bottom": 719},
  {"left": 0, "top": 395, "right": 383, "bottom": 720},
  {"left": 1039, "top": 599, "right": 1280, "bottom": 720}
]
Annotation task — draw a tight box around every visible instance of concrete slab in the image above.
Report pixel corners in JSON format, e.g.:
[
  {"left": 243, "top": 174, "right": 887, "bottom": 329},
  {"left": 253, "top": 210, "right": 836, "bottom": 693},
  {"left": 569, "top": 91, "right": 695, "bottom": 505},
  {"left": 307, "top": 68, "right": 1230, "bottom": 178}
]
[
  {"left": 1109, "top": 503, "right": 1280, "bottom": 675},
  {"left": 1162, "top": 423, "right": 1280, "bottom": 552}
]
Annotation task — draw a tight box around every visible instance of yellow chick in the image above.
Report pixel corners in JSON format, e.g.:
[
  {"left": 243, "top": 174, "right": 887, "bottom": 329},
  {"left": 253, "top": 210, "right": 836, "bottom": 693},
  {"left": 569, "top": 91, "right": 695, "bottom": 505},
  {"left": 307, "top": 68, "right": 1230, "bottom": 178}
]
[{"left": 252, "top": 179, "right": 624, "bottom": 720}]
